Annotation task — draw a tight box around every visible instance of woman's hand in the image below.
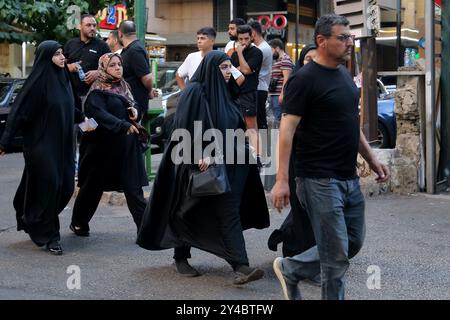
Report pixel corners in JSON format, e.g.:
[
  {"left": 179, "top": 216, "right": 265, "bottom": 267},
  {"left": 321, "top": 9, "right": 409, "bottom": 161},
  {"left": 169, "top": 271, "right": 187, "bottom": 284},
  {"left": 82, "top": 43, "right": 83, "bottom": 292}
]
[
  {"left": 127, "top": 125, "right": 139, "bottom": 135},
  {"left": 0, "top": 147, "right": 5, "bottom": 156},
  {"left": 198, "top": 157, "right": 211, "bottom": 171},
  {"left": 128, "top": 107, "right": 138, "bottom": 121}
]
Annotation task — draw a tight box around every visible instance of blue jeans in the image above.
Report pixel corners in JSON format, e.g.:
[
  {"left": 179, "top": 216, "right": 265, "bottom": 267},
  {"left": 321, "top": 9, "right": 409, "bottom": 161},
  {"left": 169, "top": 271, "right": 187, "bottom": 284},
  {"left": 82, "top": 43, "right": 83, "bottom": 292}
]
[
  {"left": 282, "top": 177, "right": 365, "bottom": 300},
  {"left": 270, "top": 95, "right": 282, "bottom": 121}
]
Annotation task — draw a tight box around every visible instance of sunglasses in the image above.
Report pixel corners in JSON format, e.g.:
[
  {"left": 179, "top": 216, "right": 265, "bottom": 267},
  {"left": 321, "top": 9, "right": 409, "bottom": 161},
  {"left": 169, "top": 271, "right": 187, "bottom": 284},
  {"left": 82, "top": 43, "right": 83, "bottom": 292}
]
[{"left": 327, "top": 34, "right": 354, "bottom": 42}]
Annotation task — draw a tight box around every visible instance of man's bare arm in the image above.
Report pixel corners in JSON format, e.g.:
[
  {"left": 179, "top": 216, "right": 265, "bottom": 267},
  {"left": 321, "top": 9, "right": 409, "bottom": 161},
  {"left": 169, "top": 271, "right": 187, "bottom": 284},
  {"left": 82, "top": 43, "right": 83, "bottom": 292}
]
[
  {"left": 271, "top": 114, "right": 301, "bottom": 211},
  {"left": 141, "top": 74, "right": 153, "bottom": 96},
  {"left": 176, "top": 73, "right": 186, "bottom": 90},
  {"left": 358, "top": 129, "right": 390, "bottom": 182}
]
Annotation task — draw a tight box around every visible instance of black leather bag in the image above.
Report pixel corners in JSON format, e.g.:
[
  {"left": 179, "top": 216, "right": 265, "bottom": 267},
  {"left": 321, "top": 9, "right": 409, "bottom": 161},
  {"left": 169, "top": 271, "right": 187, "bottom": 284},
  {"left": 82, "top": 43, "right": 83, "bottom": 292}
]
[
  {"left": 186, "top": 102, "right": 231, "bottom": 198},
  {"left": 187, "top": 163, "right": 230, "bottom": 197}
]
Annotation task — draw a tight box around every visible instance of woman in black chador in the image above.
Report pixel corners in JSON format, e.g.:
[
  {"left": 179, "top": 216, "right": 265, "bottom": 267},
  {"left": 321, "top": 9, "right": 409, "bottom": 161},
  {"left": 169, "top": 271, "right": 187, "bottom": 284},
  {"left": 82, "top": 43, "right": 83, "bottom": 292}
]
[
  {"left": 137, "top": 51, "right": 270, "bottom": 285},
  {"left": 0, "top": 40, "right": 84, "bottom": 255},
  {"left": 70, "top": 53, "right": 148, "bottom": 237}
]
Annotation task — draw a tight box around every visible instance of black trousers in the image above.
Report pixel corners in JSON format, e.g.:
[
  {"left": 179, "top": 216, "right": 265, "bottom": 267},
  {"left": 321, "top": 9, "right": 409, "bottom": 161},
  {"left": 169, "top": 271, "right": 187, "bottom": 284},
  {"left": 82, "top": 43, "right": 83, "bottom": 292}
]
[
  {"left": 256, "top": 90, "right": 268, "bottom": 130},
  {"left": 72, "top": 182, "right": 146, "bottom": 231}
]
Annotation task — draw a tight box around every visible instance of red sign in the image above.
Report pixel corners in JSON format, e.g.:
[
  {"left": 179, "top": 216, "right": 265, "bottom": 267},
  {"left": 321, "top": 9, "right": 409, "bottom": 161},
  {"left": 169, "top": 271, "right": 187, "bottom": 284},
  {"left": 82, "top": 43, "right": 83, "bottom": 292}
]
[
  {"left": 257, "top": 15, "right": 288, "bottom": 31},
  {"left": 97, "top": 4, "right": 128, "bottom": 30}
]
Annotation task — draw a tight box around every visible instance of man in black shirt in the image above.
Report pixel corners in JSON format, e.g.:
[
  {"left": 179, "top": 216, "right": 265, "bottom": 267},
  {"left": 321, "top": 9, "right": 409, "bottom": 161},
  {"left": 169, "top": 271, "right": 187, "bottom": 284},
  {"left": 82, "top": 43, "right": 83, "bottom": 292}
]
[
  {"left": 118, "top": 20, "right": 153, "bottom": 121},
  {"left": 231, "top": 25, "right": 263, "bottom": 166},
  {"left": 64, "top": 14, "right": 111, "bottom": 98},
  {"left": 271, "top": 15, "right": 390, "bottom": 300}
]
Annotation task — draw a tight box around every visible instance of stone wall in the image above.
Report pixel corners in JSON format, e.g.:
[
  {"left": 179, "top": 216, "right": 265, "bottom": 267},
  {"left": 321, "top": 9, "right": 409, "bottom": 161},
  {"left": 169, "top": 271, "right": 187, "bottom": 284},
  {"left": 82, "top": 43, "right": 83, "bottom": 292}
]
[{"left": 360, "top": 70, "right": 423, "bottom": 196}]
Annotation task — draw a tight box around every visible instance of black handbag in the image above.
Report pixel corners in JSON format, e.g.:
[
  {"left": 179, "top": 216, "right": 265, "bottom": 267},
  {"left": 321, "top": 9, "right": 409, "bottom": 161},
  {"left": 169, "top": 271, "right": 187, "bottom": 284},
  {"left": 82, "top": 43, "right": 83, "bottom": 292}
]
[
  {"left": 186, "top": 102, "right": 231, "bottom": 198},
  {"left": 187, "top": 163, "right": 230, "bottom": 197}
]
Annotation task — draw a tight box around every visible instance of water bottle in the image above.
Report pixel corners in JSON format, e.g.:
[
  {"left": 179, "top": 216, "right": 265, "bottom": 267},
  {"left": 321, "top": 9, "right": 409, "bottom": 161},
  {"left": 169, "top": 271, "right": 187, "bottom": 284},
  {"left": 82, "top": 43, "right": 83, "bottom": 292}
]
[
  {"left": 409, "top": 49, "right": 417, "bottom": 67},
  {"left": 404, "top": 48, "right": 411, "bottom": 67},
  {"left": 76, "top": 62, "right": 85, "bottom": 81}
]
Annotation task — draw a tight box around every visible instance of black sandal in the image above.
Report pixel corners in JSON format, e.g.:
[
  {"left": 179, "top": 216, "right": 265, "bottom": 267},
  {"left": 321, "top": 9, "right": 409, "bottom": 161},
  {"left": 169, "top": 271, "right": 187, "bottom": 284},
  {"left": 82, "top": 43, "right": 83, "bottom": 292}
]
[{"left": 69, "top": 223, "right": 89, "bottom": 237}]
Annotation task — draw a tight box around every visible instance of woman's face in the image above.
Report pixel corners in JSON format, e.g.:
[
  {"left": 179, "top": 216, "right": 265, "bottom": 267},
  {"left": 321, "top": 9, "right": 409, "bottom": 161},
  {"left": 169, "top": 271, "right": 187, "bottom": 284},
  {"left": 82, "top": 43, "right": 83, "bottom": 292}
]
[
  {"left": 219, "top": 60, "right": 232, "bottom": 83},
  {"left": 52, "top": 48, "right": 65, "bottom": 68},
  {"left": 106, "top": 55, "right": 123, "bottom": 79},
  {"left": 303, "top": 49, "right": 317, "bottom": 65}
]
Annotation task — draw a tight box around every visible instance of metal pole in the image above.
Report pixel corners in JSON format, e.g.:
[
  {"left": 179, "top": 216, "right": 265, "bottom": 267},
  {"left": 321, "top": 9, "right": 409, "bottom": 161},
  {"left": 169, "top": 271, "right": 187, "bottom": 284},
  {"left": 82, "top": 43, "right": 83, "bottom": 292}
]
[
  {"left": 396, "top": 0, "right": 402, "bottom": 68},
  {"left": 442, "top": 0, "right": 450, "bottom": 188},
  {"left": 230, "top": 0, "right": 233, "bottom": 21},
  {"left": 135, "top": 0, "right": 146, "bottom": 43},
  {"left": 21, "top": 42, "right": 26, "bottom": 78},
  {"left": 425, "top": 0, "right": 436, "bottom": 193},
  {"left": 295, "top": 0, "right": 299, "bottom": 63}
]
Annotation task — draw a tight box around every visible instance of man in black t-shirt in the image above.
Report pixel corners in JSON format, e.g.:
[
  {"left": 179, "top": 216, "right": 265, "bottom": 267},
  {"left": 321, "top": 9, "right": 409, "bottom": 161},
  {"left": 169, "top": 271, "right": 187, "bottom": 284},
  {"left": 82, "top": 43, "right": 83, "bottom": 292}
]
[
  {"left": 64, "top": 14, "right": 111, "bottom": 179},
  {"left": 231, "top": 25, "right": 263, "bottom": 166},
  {"left": 118, "top": 20, "right": 154, "bottom": 121},
  {"left": 271, "top": 15, "right": 390, "bottom": 300},
  {"left": 64, "top": 14, "right": 111, "bottom": 98}
]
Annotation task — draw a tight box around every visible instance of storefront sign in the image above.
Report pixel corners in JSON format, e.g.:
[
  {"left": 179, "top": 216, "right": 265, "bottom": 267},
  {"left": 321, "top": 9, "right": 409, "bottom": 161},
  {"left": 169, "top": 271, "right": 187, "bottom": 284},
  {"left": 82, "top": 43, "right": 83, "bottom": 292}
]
[
  {"left": 257, "top": 15, "right": 287, "bottom": 38},
  {"left": 97, "top": 4, "right": 128, "bottom": 30}
]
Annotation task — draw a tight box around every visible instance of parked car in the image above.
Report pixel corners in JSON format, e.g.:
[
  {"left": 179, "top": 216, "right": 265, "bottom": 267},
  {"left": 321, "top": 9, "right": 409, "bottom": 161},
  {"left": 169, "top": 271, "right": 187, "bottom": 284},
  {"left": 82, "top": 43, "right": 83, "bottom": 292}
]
[
  {"left": 0, "top": 77, "right": 25, "bottom": 149},
  {"left": 148, "top": 61, "right": 182, "bottom": 153},
  {"left": 376, "top": 78, "right": 396, "bottom": 149}
]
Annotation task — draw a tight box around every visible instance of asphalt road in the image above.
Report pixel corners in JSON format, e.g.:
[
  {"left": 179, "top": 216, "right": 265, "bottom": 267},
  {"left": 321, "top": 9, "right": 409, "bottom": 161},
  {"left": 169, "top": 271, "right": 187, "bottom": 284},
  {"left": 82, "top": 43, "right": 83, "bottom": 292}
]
[{"left": 1, "top": 152, "right": 449, "bottom": 300}]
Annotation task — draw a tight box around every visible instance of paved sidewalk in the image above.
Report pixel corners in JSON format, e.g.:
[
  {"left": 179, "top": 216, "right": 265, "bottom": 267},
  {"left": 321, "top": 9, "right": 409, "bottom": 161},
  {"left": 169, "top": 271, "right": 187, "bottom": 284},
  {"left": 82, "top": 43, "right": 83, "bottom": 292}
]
[{"left": 0, "top": 153, "right": 449, "bottom": 299}]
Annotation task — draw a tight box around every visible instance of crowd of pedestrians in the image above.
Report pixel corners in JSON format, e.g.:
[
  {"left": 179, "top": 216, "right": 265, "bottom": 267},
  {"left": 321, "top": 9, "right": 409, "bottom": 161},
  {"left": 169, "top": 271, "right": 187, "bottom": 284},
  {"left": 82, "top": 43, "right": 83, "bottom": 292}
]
[{"left": 0, "top": 13, "right": 391, "bottom": 300}]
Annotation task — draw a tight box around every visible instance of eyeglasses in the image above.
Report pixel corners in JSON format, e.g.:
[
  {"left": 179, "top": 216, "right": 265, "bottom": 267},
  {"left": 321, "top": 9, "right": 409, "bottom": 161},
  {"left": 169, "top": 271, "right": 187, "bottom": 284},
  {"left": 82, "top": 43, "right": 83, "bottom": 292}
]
[{"left": 327, "top": 34, "right": 354, "bottom": 43}]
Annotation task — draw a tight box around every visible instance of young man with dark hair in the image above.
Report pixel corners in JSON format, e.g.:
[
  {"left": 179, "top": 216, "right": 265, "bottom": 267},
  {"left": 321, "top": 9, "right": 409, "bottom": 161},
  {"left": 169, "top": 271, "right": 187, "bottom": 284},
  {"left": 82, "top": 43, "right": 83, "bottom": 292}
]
[
  {"left": 118, "top": 20, "right": 154, "bottom": 121},
  {"left": 176, "top": 27, "right": 235, "bottom": 90},
  {"left": 231, "top": 25, "right": 263, "bottom": 165},
  {"left": 249, "top": 21, "right": 272, "bottom": 133},
  {"left": 268, "top": 38, "right": 293, "bottom": 123},
  {"left": 64, "top": 14, "right": 111, "bottom": 97},
  {"left": 271, "top": 14, "right": 390, "bottom": 300},
  {"left": 225, "top": 18, "right": 246, "bottom": 57}
]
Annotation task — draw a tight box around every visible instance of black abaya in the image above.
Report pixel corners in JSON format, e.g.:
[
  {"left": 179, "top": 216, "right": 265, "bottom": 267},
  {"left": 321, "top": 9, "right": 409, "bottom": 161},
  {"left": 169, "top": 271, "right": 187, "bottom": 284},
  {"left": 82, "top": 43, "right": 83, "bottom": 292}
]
[
  {"left": 0, "top": 40, "right": 83, "bottom": 246},
  {"left": 137, "top": 51, "right": 269, "bottom": 263}
]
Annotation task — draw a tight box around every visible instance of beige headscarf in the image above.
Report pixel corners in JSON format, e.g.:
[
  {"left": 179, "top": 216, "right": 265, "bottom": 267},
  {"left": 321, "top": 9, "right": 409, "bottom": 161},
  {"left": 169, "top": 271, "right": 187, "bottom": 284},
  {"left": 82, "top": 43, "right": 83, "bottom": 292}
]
[{"left": 87, "top": 52, "right": 135, "bottom": 107}]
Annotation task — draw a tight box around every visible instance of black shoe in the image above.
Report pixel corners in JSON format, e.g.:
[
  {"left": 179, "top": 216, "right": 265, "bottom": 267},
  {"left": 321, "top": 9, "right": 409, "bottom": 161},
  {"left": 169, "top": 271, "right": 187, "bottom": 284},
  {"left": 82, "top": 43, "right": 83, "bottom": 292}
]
[
  {"left": 174, "top": 259, "right": 200, "bottom": 277},
  {"left": 233, "top": 265, "right": 264, "bottom": 285},
  {"left": 70, "top": 223, "right": 89, "bottom": 237},
  {"left": 46, "top": 241, "right": 63, "bottom": 255}
]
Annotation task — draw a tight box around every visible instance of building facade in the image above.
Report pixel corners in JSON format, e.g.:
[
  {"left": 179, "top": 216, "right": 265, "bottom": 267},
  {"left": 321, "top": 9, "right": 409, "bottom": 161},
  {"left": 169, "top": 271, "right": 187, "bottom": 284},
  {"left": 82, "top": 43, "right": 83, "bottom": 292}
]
[{"left": 146, "top": 0, "right": 333, "bottom": 62}]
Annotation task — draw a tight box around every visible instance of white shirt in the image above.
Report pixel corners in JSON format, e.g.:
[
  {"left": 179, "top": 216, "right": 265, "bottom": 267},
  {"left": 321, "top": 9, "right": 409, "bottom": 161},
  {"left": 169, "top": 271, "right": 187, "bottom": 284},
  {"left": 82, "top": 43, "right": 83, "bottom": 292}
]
[
  {"left": 177, "top": 51, "right": 204, "bottom": 81},
  {"left": 256, "top": 40, "right": 273, "bottom": 91},
  {"left": 177, "top": 50, "right": 243, "bottom": 82},
  {"left": 224, "top": 40, "right": 236, "bottom": 57}
]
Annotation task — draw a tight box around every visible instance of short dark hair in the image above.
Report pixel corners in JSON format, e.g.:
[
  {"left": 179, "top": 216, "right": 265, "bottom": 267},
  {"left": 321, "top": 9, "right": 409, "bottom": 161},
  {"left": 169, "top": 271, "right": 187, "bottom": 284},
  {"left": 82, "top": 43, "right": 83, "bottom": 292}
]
[
  {"left": 313, "top": 14, "right": 350, "bottom": 46},
  {"left": 230, "top": 18, "right": 246, "bottom": 26},
  {"left": 109, "top": 29, "right": 119, "bottom": 40},
  {"left": 197, "top": 27, "right": 216, "bottom": 39},
  {"left": 248, "top": 21, "right": 262, "bottom": 35},
  {"left": 236, "top": 25, "right": 252, "bottom": 37},
  {"left": 118, "top": 20, "right": 136, "bottom": 36},
  {"left": 269, "top": 38, "right": 285, "bottom": 51},
  {"left": 80, "top": 14, "right": 96, "bottom": 24}
]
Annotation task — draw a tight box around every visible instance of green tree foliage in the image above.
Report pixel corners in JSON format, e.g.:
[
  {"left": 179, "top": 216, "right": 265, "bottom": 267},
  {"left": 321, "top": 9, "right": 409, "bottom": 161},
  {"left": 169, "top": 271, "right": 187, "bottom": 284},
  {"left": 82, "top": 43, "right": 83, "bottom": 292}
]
[{"left": 0, "top": 0, "right": 134, "bottom": 45}]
